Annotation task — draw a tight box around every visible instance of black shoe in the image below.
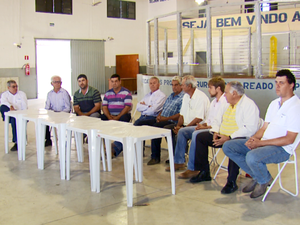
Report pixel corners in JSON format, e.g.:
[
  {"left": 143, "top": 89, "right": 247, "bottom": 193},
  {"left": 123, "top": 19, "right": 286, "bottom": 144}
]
[
  {"left": 165, "top": 159, "right": 169, "bottom": 164},
  {"left": 147, "top": 158, "right": 160, "bottom": 165},
  {"left": 189, "top": 171, "right": 212, "bottom": 183},
  {"left": 45, "top": 139, "right": 52, "bottom": 147},
  {"left": 10, "top": 143, "right": 18, "bottom": 151},
  {"left": 221, "top": 180, "right": 238, "bottom": 194}
]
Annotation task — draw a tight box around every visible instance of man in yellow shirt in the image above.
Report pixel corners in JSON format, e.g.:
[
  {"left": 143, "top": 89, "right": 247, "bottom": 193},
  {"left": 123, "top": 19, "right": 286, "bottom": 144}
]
[{"left": 189, "top": 81, "right": 260, "bottom": 195}]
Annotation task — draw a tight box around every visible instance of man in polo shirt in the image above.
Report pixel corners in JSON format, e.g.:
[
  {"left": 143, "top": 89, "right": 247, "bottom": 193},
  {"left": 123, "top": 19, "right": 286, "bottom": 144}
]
[
  {"left": 189, "top": 81, "right": 260, "bottom": 196},
  {"left": 0, "top": 80, "right": 27, "bottom": 151},
  {"left": 165, "top": 75, "right": 210, "bottom": 171},
  {"left": 73, "top": 74, "right": 102, "bottom": 118},
  {"left": 223, "top": 70, "right": 300, "bottom": 199},
  {"left": 147, "top": 76, "right": 184, "bottom": 165},
  {"left": 44, "top": 75, "right": 71, "bottom": 147},
  {"left": 100, "top": 74, "right": 132, "bottom": 157}
]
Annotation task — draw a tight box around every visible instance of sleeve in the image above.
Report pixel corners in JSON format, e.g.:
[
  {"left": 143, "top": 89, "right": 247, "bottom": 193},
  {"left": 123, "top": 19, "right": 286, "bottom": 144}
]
[
  {"left": 93, "top": 89, "right": 102, "bottom": 103},
  {"left": 231, "top": 99, "right": 260, "bottom": 139},
  {"left": 124, "top": 92, "right": 132, "bottom": 107},
  {"left": 62, "top": 90, "right": 71, "bottom": 113},
  {"left": 136, "top": 95, "right": 149, "bottom": 112},
  {"left": 102, "top": 93, "right": 108, "bottom": 107},
  {"left": 73, "top": 92, "right": 79, "bottom": 106},
  {"left": 0, "top": 92, "right": 11, "bottom": 108},
  {"left": 210, "top": 103, "right": 227, "bottom": 133},
  {"left": 142, "top": 92, "right": 166, "bottom": 116},
  {"left": 45, "top": 92, "right": 51, "bottom": 110}
]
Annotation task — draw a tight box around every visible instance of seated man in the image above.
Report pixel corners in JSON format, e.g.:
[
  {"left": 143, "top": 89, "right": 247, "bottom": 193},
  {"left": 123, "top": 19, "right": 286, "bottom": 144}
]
[
  {"left": 45, "top": 75, "right": 71, "bottom": 147},
  {"left": 189, "top": 81, "right": 260, "bottom": 196},
  {"left": 0, "top": 80, "right": 27, "bottom": 151},
  {"left": 134, "top": 76, "right": 166, "bottom": 126},
  {"left": 223, "top": 70, "right": 300, "bottom": 199},
  {"left": 178, "top": 77, "right": 228, "bottom": 178},
  {"left": 73, "top": 74, "right": 102, "bottom": 118},
  {"left": 165, "top": 75, "right": 210, "bottom": 171},
  {"left": 147, "top": 76, "right": 184, "bottom": 165},
  {"left": 100, "top": 74, "right": 132, "bottom": 157}
]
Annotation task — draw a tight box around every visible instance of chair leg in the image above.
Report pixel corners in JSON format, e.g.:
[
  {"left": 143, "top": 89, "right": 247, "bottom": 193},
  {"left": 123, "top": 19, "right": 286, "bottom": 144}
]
[
  {"left": 279, "top": 154, "right": 298, "bottom": 196},
  {"left": 213, "top": 155, "right": 228, "bottom": 180}
]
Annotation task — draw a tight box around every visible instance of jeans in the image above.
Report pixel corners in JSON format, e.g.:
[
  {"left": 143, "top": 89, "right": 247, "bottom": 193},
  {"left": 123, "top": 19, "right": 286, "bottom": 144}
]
[
  {"left": 174, "top": 126, "right": 196, "bottom": 164},
  {"left": 223, "top": 138, "right": 290, "bottom": 184},
  {"left": 100, "top": 113, "right": 131, "bottom": 156},
  {"left": 186, "top": 128, "right": 209, "bottom": 170},
  {"left": 0, "top": 105, "right": 17, "bottom": 143},
  {"left": 134, "top": 115, "right": 157, "bottom": 126},
  {"left": 150, "top": 121, "right": 175, "bottom": 159}
]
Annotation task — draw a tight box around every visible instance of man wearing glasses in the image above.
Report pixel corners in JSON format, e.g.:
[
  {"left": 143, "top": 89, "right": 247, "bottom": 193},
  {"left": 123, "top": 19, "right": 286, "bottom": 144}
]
[
  {"left": 44, "top": 75, "right": 71, "bottom": 147},
  {"left": 0, "top": 80, "right": 27, "bottom": 151}
]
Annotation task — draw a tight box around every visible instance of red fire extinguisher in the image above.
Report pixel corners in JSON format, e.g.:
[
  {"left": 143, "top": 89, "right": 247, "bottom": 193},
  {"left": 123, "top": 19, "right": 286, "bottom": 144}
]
[{"left": 25, "top": 63, "right": 30, "bottom": 76}]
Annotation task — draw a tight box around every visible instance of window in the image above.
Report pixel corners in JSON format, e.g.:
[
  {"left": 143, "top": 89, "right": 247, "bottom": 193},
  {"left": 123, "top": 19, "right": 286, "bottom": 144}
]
[
  {"left": 245, "top": 0, "right": 254, "bottom": 13},
  {"left": 244, "top": 0, "right": 278, "bottom": 13},
  {"left": 36, "top": 0, "right": 72, "bottom": 15},
  {"left": 107, "top": 0, "right": 136, "bottom": 20}
]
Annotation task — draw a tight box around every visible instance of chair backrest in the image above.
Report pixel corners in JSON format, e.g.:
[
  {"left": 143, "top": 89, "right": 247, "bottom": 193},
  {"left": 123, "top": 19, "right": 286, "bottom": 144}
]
[{"left": 291, "top": 133, "right": 300, "bottom": 155}]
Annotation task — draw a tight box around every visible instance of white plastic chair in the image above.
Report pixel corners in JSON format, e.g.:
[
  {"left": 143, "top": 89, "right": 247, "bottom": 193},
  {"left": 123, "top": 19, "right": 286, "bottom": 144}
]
[{"left": 262, "top": 134, "right": 300, "bottom": 202}]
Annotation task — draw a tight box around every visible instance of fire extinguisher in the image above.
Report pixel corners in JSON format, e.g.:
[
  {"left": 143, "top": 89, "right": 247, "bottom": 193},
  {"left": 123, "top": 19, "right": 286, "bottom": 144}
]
[{"left": 25, "top": 63, "right": 30, "bottom": 76}]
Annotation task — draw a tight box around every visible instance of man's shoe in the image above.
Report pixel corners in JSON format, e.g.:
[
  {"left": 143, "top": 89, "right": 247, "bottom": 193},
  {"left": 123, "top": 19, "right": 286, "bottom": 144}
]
[
  {"left": 221, "top": 180, "right": 238, "bottom": 194},
  {"left": 10, "top": 143, "right": 18, "bottom": 151},
  {"left": 45, "top": 139, "right": 52, "bottom": 147},
  {"left": 189, "top": 171, "right": 212, "bottom": 183},
  {"left": 165, "top": 159, "right": 169, "bottom": 164},
  {"left": 250, "top": 177, "right": 273, "bottom": 198},
  {"left": 242, "top": 179, "right": 257, "bottom": 193},
  {"left": 165, "top": 163, "right": 186, "bottom": 172},
  {"left": 178, "top": 170, "right": 200, "bottom": 179},
  {"left": 147, "top": 158, "right": 160, "bottom": 165}
]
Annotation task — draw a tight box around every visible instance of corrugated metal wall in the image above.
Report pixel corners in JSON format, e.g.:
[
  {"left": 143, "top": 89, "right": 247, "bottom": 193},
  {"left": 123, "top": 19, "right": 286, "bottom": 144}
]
[{"left": 70, "top": 40, "right": 105, "bottom": 95}]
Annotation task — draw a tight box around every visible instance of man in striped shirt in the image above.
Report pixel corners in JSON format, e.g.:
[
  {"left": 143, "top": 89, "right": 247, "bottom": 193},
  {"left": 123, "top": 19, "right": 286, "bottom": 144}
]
[
  {"left": 189, "top": 81, "right": 260, "bottom": 195},
  {"left": 100, "top": 74, "right": 132, "bottom": 156}
]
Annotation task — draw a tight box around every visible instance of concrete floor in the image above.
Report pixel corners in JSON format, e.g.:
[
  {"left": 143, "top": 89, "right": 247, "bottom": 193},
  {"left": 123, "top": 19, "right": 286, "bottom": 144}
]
[{"left": 0, "top": 98, "right": 300, "bottom": 225}]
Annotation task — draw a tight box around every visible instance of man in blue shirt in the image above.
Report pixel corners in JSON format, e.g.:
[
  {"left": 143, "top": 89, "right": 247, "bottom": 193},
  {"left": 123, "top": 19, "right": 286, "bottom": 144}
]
[
  {"left": 45, "top": 75, "right": 71, "bottom": 146},
  {"left": 147, "top": 76, "right": 184, "bottom": 165}
]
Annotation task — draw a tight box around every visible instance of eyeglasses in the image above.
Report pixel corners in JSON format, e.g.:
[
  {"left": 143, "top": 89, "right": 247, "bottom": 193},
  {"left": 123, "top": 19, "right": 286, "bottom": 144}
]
[
  {"left": 10, "top": 85, "right": 18, "bottom": 88},
  {"left": 52, "top": 81, "right": 61, "bottom": 84}
]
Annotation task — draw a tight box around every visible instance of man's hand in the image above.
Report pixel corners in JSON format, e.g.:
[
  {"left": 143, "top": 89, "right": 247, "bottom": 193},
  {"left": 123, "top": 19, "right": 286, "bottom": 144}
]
[
  {"left": 111, "top": 115, "right": 120, "bottom": 121},
  {"left": 195, "top": 123, "right": 211, "bottom": 130},
  {"left": 140, "top": 101, "right": 146, "bottom": 105},
  {"left": 213, "top": 133, "right": 230, "bottom": 146},
  {"left": 10, "top": 106, "right": 16, "bottom": 111},
  {"left": 173, "top": 126, "right": 181, "bottom": 135},
  {"left": 245, "top": 137, "right": 261, "bottom": 150}
]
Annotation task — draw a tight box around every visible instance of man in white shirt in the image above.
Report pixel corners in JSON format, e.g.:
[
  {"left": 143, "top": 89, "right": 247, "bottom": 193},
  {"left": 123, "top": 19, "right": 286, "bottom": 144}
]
[
  {"left": 223, "top": 69, "right": 300, "bottom": 199},
  {"left": 45, "top": 75, "right": 71, "bottom": 147},
  {"left": 176, "top": 77, "right": 228, "bottom": 178},
  {"left": 0, "top": 80, "right": 27, "bottom": 151},
  {"left": 134, "top": 76, "right": 166, "bottom": 126},
  {"left": 165, "top": 75, "right": 210, "bottom": 171}
]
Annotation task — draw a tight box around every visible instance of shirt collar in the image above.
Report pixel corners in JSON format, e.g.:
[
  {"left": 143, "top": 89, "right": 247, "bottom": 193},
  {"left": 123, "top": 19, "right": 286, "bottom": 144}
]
[{"left": 79, "top": 86, "right": 89, "bottom": 94}]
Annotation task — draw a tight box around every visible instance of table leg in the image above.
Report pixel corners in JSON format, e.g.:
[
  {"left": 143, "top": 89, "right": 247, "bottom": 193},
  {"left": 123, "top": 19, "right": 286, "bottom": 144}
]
[
  {"left": 4, "top": 114, "right": 9, "bottom": 154},
  {"left": 16, "top": 115, "right": 23, "bottom": 160},
  {"left": 166, "top": 134, "right": 175, "bottom": 195},
  {"left": 135, "top": 140, "right": 143, "bottom": 182},
  {"left": 123, "top": 137, "right": 134, "bottom": 207},
  {"left": 21, "top": 118, "right": 28, "bottom": 160},
  {"left": 75, "top": 132, "right": 84, "bottom": 162},
  {"left": 99, "top": 138, "right": 106, "bottom": 171},
  {"left": 58, "top": 123, "right": 66, "bottom": 180},
  {"left": 37, "top": 121, "right": 46, "bottom": 170},
  {"left": 66, "top": 129, "right": 72, "bottom": 180},
  {"left": 105, "top": 139, "right": 112, "bottom": 171}
]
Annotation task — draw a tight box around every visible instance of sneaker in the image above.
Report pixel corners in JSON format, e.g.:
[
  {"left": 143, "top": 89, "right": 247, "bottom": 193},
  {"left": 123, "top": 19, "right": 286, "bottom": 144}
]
[
  {"left": 147, "top": 158, "right": 160, "bottom": 165},
  {"left": 45, "top": 139, "right": 52, "bottom": 147},
  {"left": 10, "top": 143, "right": 18, "bottom": 151}
]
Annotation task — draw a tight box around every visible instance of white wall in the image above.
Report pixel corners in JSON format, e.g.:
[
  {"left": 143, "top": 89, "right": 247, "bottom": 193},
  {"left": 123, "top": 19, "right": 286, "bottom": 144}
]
[{"left": 0, "top": 0, "right": 148, "bottom": 69}]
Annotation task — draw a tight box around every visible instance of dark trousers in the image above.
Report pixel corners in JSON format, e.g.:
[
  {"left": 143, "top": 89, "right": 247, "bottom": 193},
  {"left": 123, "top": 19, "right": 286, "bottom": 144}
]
[
  {"left": 100, "top": 113, "right": 131, "bottom": 156},
  {"left": 150, "top": 121, "right": 175, "bottom": 159},
  {"left": 194, "top": 131, "right": 240, "bottom": 182},
  {"left": 0, "top": 105, "right": 17, "bottom": 143},
  {"left": 134, "top": 115, "right": 157, "bottom": 126}
]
